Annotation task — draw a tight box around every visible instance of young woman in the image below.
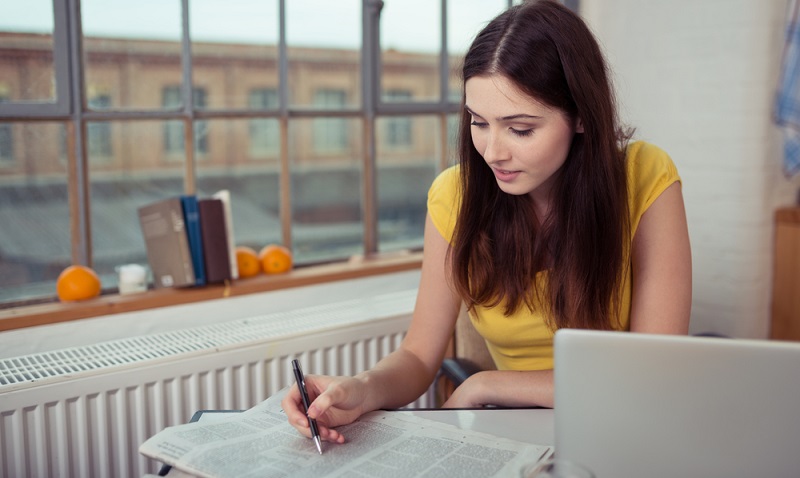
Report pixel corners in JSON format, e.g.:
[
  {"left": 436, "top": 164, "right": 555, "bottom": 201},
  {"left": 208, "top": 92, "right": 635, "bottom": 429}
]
[{"left": 283, "top": 0, "right": 691, "bottom": 444}]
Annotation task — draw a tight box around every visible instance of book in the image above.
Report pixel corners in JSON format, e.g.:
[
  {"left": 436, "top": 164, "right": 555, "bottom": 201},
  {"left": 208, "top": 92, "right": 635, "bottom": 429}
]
[
  {"left": 212, "top": 189, "right": 239, "bottom": 280},
  {"left": 198, "top": 198, "right": 232, "bottom": 284},
  {"left": 180, "top": 195, "right": 206, "bottom": 287},
  {"left": 137, "top": 197, "right": 195, "bottom": 288}
]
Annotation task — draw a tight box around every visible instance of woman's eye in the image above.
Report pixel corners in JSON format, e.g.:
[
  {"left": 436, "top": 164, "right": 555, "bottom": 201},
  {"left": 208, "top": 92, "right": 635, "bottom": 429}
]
[
  {"left": 511, "top": 128, "right": 534, "bottom": 137},
  {"left": 470, "top": 120, "right": 487, "bottom": 128}
]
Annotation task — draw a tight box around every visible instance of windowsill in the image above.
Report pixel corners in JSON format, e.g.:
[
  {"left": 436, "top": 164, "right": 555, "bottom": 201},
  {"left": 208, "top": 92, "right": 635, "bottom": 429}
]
[{"left": 0, "top": 251, "right": 422, "bottom": 333}]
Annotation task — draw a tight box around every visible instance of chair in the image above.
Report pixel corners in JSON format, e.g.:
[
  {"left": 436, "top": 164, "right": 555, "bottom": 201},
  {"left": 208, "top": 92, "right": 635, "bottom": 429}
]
[{"left": 437, "top": 304, "right": 496, "bottom": 403}]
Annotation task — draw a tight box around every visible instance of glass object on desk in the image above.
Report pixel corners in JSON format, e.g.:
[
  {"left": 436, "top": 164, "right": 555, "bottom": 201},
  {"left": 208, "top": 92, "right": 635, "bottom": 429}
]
[{"left": 521, "top": 458, "right": 595, "bottom": 478}]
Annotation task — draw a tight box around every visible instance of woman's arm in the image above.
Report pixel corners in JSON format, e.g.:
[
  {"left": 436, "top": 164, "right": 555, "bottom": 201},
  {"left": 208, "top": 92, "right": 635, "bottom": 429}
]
[
  {"left": 283, "top": 214, "right": 462, "bottom": 441},
  {"left": 444, "top": 369, "right": 555, "bottom": 408},
  {"left": 353, "top": 214, "right": 464, "bottom": 410},
  {"left": 628, "top": 181, "right": 692, "bottom": 334},
  {"left": 442, "top": 182, "right": 692, "bottom": 409}
]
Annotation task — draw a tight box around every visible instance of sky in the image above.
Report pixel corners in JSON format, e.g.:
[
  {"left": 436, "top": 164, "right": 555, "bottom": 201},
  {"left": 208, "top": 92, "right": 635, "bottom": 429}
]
[{"left": 0, "top": 0, "right": 513, "bottom": 54}]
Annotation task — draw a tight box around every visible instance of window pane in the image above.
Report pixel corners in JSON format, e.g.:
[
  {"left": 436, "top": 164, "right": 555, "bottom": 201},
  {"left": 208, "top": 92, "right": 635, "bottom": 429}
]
[
  {"left": 286, "top": 0, "right": 360, "bottom": 108},
  {"left": 447, "top": 0, "right": 509, "bottom": 101},
  {"left": 81, "top": 0, "right": 182, "bottom": 110},
  {"left": 0, "top": 122, "right": 14, "bottom": 164},
  {"left": 248, "top": 89, "right": 279, "bottom": 157},
  {"left": 0, "top": 122, "right": 69, "bottom": 303},
  {"left": 447, "top": 112, "right": 460, "bottom": 167},
  {"left": 190, "top": 0, "right": 280, "bottom": 110},
  {"left": 383, "top": 90, "right": 413, "bottom": 149},
  {"left": 376, "top": 115, "right": 438, "bottom": 253},
  {"left": 87, "top": 120, "right": 186, "bottom": 290},
  {"left": 160, "top": 86, "right": 209, "bottom": 157},
  {"left": 87, "top": 94, "right": 113, "bottom": 160},
  {"left": 87, "top": 120, "right": 113, "bottom": 161},
  {"left": 290, "top": 118, "right": 363, "bottom": 263},
  {"left": 0, "top": 0, "right": 56, "bottom": 103},
  {"left": 381, "top": 0, "right": 440, "bottom": 103},
  {"left": 312, "top": 90, "right": 348, "bottom": 153},
  {"left": 196, "top": 119, "right": 282, "bottom": 252}
]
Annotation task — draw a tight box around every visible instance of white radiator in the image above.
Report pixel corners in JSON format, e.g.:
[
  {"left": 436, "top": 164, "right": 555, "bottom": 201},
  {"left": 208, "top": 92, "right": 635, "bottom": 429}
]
[{"left": 0, "top": 289, "right": 433, "bottom": 478}]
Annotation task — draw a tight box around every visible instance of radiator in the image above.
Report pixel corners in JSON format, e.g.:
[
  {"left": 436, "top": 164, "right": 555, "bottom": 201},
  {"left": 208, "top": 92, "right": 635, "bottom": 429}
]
[{"left": 0, "top": 289, "right": 433, "bottom": 478}]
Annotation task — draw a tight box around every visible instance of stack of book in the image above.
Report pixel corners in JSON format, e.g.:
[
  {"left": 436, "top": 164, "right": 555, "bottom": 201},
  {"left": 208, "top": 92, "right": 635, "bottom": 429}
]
[{"left": 137, "top": 191, "right": 239, "bottom": 289}]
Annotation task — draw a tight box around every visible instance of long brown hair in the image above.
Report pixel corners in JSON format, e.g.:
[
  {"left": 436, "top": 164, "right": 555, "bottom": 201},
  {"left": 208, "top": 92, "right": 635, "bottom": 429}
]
[{"left": 451, "top": 0, "right": 632, "bottom": 330}]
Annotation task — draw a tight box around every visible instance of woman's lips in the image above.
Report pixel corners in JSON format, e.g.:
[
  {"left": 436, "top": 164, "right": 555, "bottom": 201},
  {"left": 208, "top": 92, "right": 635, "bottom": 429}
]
[{"left": 492, "top": 168, "right": 521, "bottom": 182}]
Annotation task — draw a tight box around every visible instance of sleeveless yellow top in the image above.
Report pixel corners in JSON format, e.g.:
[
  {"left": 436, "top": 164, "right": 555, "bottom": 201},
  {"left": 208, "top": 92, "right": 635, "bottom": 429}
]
[{"left": 427, "top": 141, "right": 681, "bottom": 371}]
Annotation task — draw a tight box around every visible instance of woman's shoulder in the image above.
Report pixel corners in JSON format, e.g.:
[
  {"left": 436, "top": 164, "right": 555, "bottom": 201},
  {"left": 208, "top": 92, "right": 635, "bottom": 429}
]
[
  {"left": 625, "top": 140, "right": 681, "bottom": 216},
  {"left": 625, "top": 140, "right": 679, "bottom": 181},
  {"left": 427, "top": 165, "right": 461, "bottom": 243},
  {"left": 430, "top": 164, "right": 459, "bottom": 190},
  {"left": 428, "top": 165, "right": 460, "bottom": 202},
  {"left": 626, "top": 140, "right": 672, "bottom": 164}
]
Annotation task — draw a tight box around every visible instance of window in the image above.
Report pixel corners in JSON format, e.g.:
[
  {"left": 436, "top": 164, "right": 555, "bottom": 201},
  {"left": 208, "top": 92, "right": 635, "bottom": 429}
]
[
  {"left": 194, "top": 89, "right": 209, "bottom": 154},
  {"left": 312, "top": 89, "right": 348, "bottom": 154},
  {"left": 0, "top": 93, "right": 12, "bottom": 165},
  {"left": 248, "top": 88, "right": 279, "bottom": 158},
  {"left": 0, "top": 0, "right": 517, "bottom": 306},
  {"left": 162, "top": 86, "right": 183, "bottom": 155},
  {"left": 384, "top": 90, "right": 413, "bottom": 149},
  {"left": 0, "top": 122, "right": 13, "bottom": 165},
  {"left": 162, "top": 86, "right": 208, "bottom": 156},
  {"left": 87, "top": 94, "right": 112, "bottom": 159}
]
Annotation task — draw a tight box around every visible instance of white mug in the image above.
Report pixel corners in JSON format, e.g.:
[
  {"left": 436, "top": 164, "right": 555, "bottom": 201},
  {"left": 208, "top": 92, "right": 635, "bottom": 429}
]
[{"left": 117, "top": 264, "right": 148, "bottom": 295}]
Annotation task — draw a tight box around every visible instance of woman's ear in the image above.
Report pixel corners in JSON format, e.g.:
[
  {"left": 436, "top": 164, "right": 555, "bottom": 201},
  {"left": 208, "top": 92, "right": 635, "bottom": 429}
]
[{"left": 575, "top": 117, "right": 585, "bottom": 133}]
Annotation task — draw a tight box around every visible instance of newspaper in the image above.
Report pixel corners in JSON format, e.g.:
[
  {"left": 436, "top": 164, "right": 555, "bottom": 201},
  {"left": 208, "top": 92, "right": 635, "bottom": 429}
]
[{"left": 139, "top": 391, "right": 553, "bottom": 478}]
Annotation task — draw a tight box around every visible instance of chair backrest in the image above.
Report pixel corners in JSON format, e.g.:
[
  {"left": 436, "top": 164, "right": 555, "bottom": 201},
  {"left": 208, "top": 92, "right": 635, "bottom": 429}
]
[{"left": 454, "top": 303, "right": 496, "bottom": 372}]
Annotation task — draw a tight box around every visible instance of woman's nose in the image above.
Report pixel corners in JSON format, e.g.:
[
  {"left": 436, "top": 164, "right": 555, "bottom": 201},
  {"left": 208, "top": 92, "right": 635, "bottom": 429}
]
[{"left": 482, "top": 130, "right": 510, "bottom": 163}]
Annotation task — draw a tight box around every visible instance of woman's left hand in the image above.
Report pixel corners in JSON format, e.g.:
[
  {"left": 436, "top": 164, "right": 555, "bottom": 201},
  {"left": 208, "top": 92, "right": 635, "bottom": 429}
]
[
  {"left": 441, "top": 372, "right": 490, "bottom": 408},
  {"left": 441, "top": 369, "right": 555, "bottom": 409}
]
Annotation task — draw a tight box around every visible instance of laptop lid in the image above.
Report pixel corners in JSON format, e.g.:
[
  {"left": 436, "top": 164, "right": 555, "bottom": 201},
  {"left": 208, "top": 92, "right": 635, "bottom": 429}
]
[{"left": 554, "top": 329, "right": 800, "bottom": 478}]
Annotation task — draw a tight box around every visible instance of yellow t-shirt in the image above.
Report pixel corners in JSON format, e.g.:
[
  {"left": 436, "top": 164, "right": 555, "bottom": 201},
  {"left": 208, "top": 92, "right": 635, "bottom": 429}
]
[{"left": 427, "top": 141, "right": 681, "bottom": 371}]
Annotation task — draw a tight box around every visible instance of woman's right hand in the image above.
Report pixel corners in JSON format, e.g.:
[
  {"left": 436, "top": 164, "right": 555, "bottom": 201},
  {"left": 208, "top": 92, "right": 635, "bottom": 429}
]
[{"left": 281, "top": 374, "right": 370, "bottom": 444}]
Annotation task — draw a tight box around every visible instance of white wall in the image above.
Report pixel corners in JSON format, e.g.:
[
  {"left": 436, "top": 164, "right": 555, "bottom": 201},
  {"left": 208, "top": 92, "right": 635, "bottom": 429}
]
[{"left": 582, "top": 0, "right": 800, "bottom": 338}]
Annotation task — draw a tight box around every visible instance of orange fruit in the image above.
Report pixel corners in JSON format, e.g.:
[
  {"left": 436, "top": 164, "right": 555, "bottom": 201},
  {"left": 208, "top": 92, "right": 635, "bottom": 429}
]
[
  {"left": 259, "top": 244, "right": 293, "bottom": 274},
  {"left": 235, "top": 246, "right": 261, "bottom": 278},
  {"left": 56, "top": 265, "right": 102, "bottom": 302}
]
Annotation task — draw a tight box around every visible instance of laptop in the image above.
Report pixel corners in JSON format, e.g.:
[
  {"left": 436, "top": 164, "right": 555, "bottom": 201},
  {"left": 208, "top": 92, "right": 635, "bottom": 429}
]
[{"left": 553, "top": 329, "right": 800, "bottom": 478}]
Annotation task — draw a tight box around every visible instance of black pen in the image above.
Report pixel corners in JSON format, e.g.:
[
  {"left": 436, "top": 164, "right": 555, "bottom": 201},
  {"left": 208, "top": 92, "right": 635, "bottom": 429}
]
[{"left": 291, "top": 359, "right": 323, "bottom": 454}]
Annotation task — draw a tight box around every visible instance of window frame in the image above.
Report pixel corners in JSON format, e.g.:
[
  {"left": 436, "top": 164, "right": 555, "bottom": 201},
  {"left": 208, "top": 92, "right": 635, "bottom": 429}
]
[{"left": 0, "top": 0, "right": 531, "bottom": 313}]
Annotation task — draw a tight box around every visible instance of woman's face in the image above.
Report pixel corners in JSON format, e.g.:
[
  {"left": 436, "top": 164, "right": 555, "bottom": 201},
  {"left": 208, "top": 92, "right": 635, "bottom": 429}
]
[{"left": 465, "top": 74, "right": 580, "bottom": 206}]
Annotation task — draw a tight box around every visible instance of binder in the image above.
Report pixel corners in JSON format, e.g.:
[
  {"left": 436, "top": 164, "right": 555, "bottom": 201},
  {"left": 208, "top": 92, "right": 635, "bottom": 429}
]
[{"left": 180, "top": 195, "right": 206, "bottom": 286}]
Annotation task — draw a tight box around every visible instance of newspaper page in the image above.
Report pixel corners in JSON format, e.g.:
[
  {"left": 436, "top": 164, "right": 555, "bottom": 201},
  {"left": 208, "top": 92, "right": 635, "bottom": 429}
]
[{"left": 140, "top": 392, "right": 553, "bottom": 478}]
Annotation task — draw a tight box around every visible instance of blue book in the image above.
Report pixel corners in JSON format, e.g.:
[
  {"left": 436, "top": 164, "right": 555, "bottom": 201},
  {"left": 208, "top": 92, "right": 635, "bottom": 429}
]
[{"left": 180, "top": 195, "right": 206, "bottom": 286}]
